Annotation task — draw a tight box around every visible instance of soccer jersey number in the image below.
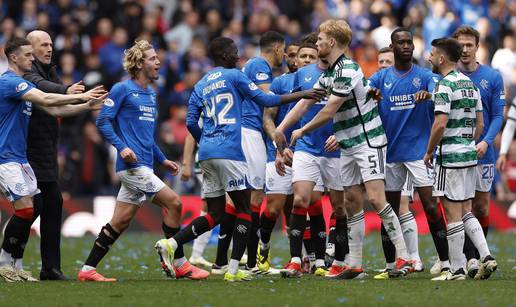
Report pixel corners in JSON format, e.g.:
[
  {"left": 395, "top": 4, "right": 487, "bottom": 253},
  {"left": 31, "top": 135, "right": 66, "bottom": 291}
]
[{"left": 202, "top": 93, "right": 236, "bottom": 126}]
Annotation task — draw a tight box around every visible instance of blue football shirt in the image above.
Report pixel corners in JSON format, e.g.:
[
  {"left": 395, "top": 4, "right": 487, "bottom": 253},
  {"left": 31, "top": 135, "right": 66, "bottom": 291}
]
[{"left": 241, "top": 57, "right": 273, "bottom": 132}]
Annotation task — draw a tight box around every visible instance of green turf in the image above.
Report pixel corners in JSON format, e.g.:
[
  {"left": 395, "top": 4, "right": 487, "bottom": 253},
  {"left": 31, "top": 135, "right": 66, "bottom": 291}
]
[{"left": 1, "top": 232, "right": 515, "bottom": 307}]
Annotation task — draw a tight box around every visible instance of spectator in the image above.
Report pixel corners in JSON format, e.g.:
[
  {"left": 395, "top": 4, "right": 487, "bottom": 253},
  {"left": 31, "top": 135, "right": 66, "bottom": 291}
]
[
  {"left": 98, "top": 27, "right": 128, "bottom": 85},
  {"left": 371, "top": 14, "right": 397, "bottom": 49},
  {"left": 422, "top": 0, "right": 454, "bottom": 52},
  {"left": 491, "top": 32, "right": 516, "bottom": 99},
  {"left": 91, "top": 18, "right": 112, "bottom": 53},
  {"left": 164, "top": 9, "right": 200, "bottom": 54}
]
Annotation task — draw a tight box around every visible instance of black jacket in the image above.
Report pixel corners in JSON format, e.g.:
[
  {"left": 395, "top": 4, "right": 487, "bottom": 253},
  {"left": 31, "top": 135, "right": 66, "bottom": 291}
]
[{"left": 23, "top": 59, "right": 69, "bottom": 182}]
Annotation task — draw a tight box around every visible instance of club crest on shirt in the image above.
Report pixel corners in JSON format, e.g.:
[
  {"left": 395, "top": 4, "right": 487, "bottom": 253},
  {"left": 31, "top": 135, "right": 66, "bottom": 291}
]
[
  {"left": 104, "top": 98, "right": 115, "bottom": 107},
  {"left": 412, "top": 77, "right": 421, "bottom": 89},
  {"left": 16, "top": 82, "right": 28, "bottom": 92},
  {"left": 480, "top": 79, "right": 489, "bottom": 90}
]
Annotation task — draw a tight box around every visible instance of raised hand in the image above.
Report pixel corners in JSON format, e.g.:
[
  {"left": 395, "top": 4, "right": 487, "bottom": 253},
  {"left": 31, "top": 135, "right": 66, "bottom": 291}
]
[
  {"left": 66, "top": 80, "right": 86, "bottom": 94},
  {"left": 302, "top": 88, "right": 327, "bottom": 101},
  {"left": 368, "top": 88, "right": 382, "bottom": 101},
  {"left": 414, "top": 90, "right": 432, "bottom": 102},
  {"left": 83, "top": 85, "right": 107, "bottom": 102}
]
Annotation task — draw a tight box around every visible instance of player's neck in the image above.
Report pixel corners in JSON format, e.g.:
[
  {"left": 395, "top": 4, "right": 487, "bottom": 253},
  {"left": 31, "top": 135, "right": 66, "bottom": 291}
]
[
  {"left": 133, "top": 74, "right": 151, "bottom": 89},
  {"left": 8, "top": 64, "right": 23, "bottom": 76},
  {"left": 394, "top": 60, "right": 412, "bottom": 71},
  {"left": 261, "top": 53, "right": 275, "bottom": 69},
  {"left": 458, "top": 60, "right": 478, "bottom": 73},
  {"left": 326, "top": 48, "right": 347, "bottom": 67},
  {"left": 439, "top": 64, "right": 456, "bottom": 77}
]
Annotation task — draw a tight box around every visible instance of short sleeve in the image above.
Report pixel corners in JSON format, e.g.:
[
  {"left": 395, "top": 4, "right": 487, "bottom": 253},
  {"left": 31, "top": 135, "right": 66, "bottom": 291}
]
[
  {"left": 433, "top": 80, "right": 452, "bottom": 114},
  {"left": 247, "top": 60, "right": 273, "bottom": 85},
  {"left": 234, "top": 70, "right": 263, "bottom": 100},
  {"left": 269, "top": 77, "right": 282, "bottom": 94},
  {"left": 3, "top": 75, "right": 34, "bottom": 99},
  {"left": 426, "top": 72, "right": 440, "bottom": 93},
  {"left": 331, "top": 64, "right": 362, "bottom": 97},
  {"left": 368, "top": 70, "right": 380, "bottom": 89}
]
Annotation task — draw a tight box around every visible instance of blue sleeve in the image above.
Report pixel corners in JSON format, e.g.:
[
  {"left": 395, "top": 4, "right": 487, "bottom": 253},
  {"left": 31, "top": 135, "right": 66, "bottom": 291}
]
[
  {"left": 247, "top": 60, "right": 273, "bottom": 85},
  {"left": 96, "top": 83, "right": 128, "bottom": 152},
  {"left": 426, "top": 73, "right": 440, "bottom": 92},
  {"left": 186, "top": 89, "right": 202, "bottom": 143},
  {"left": 153, "top": 143, "right": 167, "bottom": 164},
  {"left": 4, "top": 76, "right": 34, "bottom": 99},
  {"left": 482, "top": 72, "right": 506, "bottom": 147},
  {"left": 269, "top": 77, "right": 281, "bottom": 94},
  {"left": 234, "top": 70, "right": 281, "bottom": 107},
  {"left": 368, "top": 70, "right": 380, "bottom": 88}
]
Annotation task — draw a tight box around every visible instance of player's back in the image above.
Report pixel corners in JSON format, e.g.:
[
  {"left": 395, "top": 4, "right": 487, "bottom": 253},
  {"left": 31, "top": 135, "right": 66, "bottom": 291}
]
[
  {"left": 435, "top": 71, "right": 481, "bottom": 168},
  {"left": 241, "top": 56, "right": 273, "bottom": 132},
  {"left": 371, "top": 65, "right": 437, "bottom": 162},
  {"left": 294, "top": 63, "right": 339, "bottom": 158},
  {"left": 193, "top": 67, "right": 246, "bottom": 162}
]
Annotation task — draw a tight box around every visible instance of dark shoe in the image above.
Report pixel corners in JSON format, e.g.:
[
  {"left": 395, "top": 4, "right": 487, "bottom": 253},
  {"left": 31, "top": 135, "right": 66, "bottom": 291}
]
[{"left": 40, "top": 268, "right": 71, "bottom": 281}]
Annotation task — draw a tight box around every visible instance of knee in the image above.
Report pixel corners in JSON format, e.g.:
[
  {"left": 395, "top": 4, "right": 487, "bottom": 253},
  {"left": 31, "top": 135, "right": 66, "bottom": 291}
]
[
  {"left": 111, "top": 216, "right": 132, "bottom": 233},
  {"left": 267, "top": 207, "right": 281, "bottom": 219},
  {"left": 293, "top": 195, "right": 310, "bottom": 209},
  {"left": 208, "top": 206, "right": 226, "bottom": 224},
  {"left": 472, "top": 203, "right": 489, "bottom": 217},
  {"left": 333, "top": 205, "right": 346, "bottom": 219}
]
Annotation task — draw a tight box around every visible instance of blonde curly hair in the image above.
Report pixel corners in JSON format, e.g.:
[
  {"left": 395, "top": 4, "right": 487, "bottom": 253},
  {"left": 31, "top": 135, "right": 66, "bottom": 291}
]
[{"left": 123, "top": 40, "right": 153, "bottom": 78}]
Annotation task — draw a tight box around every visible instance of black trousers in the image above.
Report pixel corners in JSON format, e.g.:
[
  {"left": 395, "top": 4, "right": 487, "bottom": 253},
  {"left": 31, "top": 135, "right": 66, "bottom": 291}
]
[{"left": 32, "top": 181, "right": 63, "bottom": 272}]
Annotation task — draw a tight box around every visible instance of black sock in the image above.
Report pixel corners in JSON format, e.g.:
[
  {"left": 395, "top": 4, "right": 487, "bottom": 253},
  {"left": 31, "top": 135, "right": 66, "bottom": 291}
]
[
  {"left": 303, "top": 226, "right": 314, "bottom": 255},
  {"left": 309, "top": 214, "right": 326, "bottom": 260},
  {"left": 85, "top": 223, "right": 120, "bottom": 267},
  {"left": 230, "top": 215, "right": 252, "bottom": 262},
  {"left": 215, "top": 212, "right": 236, "bottom": 266},
  {"left": 162, "top": 222, "right": 184, "bottom": 259},
  {"left": 381, "top": 224, "right": 396, "bottom": 264},
  {"left": 334, "top": 217, "right": 348, "bottom": 262},
  {"left": 259, "top": 211, "right": 276, "bottom": 246},
  {"left": 289, "top": 208, "right": 307, "bottom": 259},
  {"left": 1, "top": 215, "right": 33, "bottom": 259},
  {"left": 246, "top": 210, "right": 260, "bottom": 268},
  {"left": 425, "top": 211, "right": 449, "bottom": 262},
  {"left": 173, "top": 215, "right": 214, "bottom": 246}
]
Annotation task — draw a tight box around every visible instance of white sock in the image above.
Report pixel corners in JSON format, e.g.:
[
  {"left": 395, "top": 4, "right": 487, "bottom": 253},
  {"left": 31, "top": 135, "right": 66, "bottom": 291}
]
[
  {"left": 332, "top": 259, "right": 345, "bottom": 267},
  {"left": 462, "top": 212, "right": 490, "bottom": 259},
  {"left": 228, "top": 259, "right": 239, "bottom": 275},
  {"left": 344, "top": 254, "right": 350, "bottom": 266},
  {"left": 447, "top": 222, "right": 466, "bottom": 273},
  {"left": 291, "top": 257, "right": 302, "bottom": 264},
  {"left": 378, "top": 204, "right": 409, "bottom": 260},
  {"left": 260, "top": 241, "right": 270, "bottom": 251},
  {"left": 168, "top": 238, "right": 179, "bottom": 250},
  {"left": 13, "top": 258, "right": 23, "bottom": 269},
  {"left": 191, "top": 214, "right": 212, "bottom": 259},
  {"left": 399, "top": 212, "right": 420, "bottom": 261},
  {"left": 0, "top": 249, "right": 12, "bottom": 266},
  {"left": 441, "top": 260, "right": 450, "bottom": 269},
  {"left": 173, "top": 256, "right": 187, "bottom": 268},
  {"left": 81, "top": 265, "right": 96, "bottom": 272},
  {"left": 347, "top": 211, "right": 365, "bottom": 268},
  {"left": 386, "top": 262, "right": 395, "bottom": 270},
  {"left": 315, "top": 259, "right": 325, "bottom": 268}
]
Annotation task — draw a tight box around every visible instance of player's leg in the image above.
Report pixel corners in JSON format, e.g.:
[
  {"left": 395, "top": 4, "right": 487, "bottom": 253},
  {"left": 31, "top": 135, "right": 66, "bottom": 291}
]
[
  {"left": 241, "top": 127, "right": 267, "bottom": 271},
  {"left": 398, "top": 175, "right": 421, "bottom": 271},
  {"left": 308, "top": 189, "right": 327, "bottom": 275},
  {"left": 0, "top": 163, "right": 40, "bottom": 282},
  {"left": 190, "top": 200, "right": 213, "bottom": 267},
  {"left": 213, "top": 201, "right": 236, "bottom": 273},
  {"left": 408, "top": 160, "right": 450, "bottom": 274}
]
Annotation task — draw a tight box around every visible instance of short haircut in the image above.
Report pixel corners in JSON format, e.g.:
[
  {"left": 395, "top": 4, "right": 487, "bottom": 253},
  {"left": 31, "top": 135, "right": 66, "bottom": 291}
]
[
  {"left": 4, "top": 37, "right": 31, "bottom": 59},
  {"left": 259, "top": 31, "right": 284, "bottom": 51},
  {"left": 431, "top": 38, "right": 462, "bottom": 63},
  {"left": 318, "top": 19, "right": 352, "bottom": 47},
  {"left": 297, "top": 41, "right": 317, "bottom": 52},
  {"left": 452, "top": 25, "right": 480, "bottom": 45},
  {"left": 208, "top": 37, "right": 234, "bottom": 61},
  {"left": 378, "top": 47, "right": 393, "bottom": 55},
  {"left": 390, "top": 27, "right": 412, "bottom": 42},
  {"left": 287, "top": 40, "right": 301, "bottom": 49},
  {"left": 300, "top": 32, "right": 318, "bottom": 45},
  {"left": 123, "top": 40, "right": 153, "bottom": 78}
]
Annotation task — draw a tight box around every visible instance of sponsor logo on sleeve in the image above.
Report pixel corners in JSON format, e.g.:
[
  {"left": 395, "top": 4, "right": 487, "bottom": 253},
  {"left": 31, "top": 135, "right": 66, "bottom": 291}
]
[
  {"left": 256, "top": 72, "right": 269, "bottom": 81},
  {"left": 16, "top": 82, "right": 28, "bottom": 92},
  {"left": 248, "top": 82, "right": 258, "bottom": 91},
  {"left": 104, "top": 98, "right": 115, "bottom": 107}
]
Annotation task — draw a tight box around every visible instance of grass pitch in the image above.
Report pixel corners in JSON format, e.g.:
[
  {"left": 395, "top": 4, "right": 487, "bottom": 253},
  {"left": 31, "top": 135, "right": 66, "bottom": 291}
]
[{"left": 1, "top": 232, "right": 515, "bottom": 307}]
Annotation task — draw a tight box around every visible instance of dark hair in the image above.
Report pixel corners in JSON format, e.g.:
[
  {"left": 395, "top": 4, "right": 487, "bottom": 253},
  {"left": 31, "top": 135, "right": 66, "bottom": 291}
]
[
  {"left": 378, "top": 47, "right": 393, "bottom": 54},
  {"left": 259, "top": 31, "right": 284, "bottom": 51},
  {"left": 208, "top": 37, "right": 234, "bottom": 61},
  {"left": 300, "top": 32, "right": 318, "bottom": 45},
  {"left": 431, "top": 38, "right": 462, "bottom": 63},
  {"left": 452, "top": 25, "right": 480, "bottom": 45},
  {"left": 297, "top": 41, "right": 317, "bottom": 52},
  {"left": 390, "top": 27, "right": 412, "bottom": 43},
  {"left": 4, "top": 37, "right": 31, "bottom": 59}
]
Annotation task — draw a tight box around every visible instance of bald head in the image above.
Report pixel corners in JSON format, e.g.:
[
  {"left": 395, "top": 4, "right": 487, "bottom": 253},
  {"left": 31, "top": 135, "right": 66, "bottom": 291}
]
[{"left": 27, "top": 30, "right": 53, "bottom": 64}]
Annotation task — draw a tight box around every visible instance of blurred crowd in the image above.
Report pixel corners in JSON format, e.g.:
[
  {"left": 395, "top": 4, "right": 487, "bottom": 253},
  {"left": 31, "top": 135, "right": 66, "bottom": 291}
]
[{"left": 0, "top": 0, "right": 515, "bottom": 200}]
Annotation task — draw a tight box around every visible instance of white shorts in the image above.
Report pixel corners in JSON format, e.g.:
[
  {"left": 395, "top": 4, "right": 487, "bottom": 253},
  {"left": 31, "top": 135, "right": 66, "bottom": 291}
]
[
  {"left": 475, "top": 164, "right": 494, "bottom": 193},
  {"left": 0, "top": 162, "right": 40, "bottom": 202},
  {"left": 292, "top": 151, "right": 343, "bottom": 191},
  {"left": 200, "top": 159, "right": 247, "bottom": 198},
  {"left": 385, "top": 160, "right": 434, "bottom": 192},
  {"left": 433, "top": 165, "right": 476, "bottom": 202},
  {"left": 314, "top": 177, "right": 325, "bottom": 192},
  {"left": 340, "top": 144, "right": 386, "bottom": 187},
  {"left": 265, "top": 162, "right": 293, "bottom": 195},
  {"left": 195, "top": 172, "right": 205, "bottom": 199},
  {"left": 401, "top": 175, "right": 414, "bottom": 200},
  {"left": 117, "top": 166, "right": 166, "bottom": 205},
  {"left": 241, "top": 127, "right": 266, "bottom": 190}
]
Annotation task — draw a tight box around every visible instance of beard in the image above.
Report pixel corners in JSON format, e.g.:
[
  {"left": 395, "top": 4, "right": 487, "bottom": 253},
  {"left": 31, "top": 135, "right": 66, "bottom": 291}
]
[{"left": 431, "top": 63, "right": 440, "bottom": 74}]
